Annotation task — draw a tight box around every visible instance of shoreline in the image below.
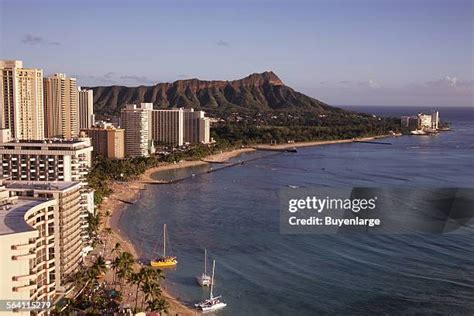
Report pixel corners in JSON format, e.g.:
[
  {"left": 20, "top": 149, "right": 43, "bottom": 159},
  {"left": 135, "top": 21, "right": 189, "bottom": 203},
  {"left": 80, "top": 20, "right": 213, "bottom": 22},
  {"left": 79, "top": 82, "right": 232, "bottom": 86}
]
[
  {"left": 253, "top": 134, "right": 398, "bottom": 150},
  {"left": 101, "top": 147, "right": 255, "bottom": 315},
  {"left": 101, "top": 135, "right": 398, "bottom": 313}
]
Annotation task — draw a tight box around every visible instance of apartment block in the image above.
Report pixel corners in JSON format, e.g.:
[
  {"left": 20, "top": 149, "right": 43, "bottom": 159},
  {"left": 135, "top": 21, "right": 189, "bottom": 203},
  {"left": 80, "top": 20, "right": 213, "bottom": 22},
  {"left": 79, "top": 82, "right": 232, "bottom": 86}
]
[
  {"left": 6, "top": 181, "right": 84, "bottom": 294},
  {"left": 120, "top": 103, "right": 152, "bottom": 157},
  {"left": 0, "top": 133, "right": 92, "bottom": 182},
  {"left": 0, "top": 60, "right": 44, "bottom": 140},
  {"left": 417, "top": 111, "right": 440, "bottom": 130},
  {"left": 0, "top": 181, "right": 58, "bottom": 312},
  {"left": 151, "top": 108, "right": 184, "bottom": 147},
  {"left": 78, "top": 88, "right": 95, "bottom": 129},
  {"left": 80, "top": 122, "right": 125, "bottom": 159},
  {"left": 183, "top": 108, "right": 211, "bottom": 144},
  {"left": 43, "top": 73, "right": 79, "bottom": 139}
]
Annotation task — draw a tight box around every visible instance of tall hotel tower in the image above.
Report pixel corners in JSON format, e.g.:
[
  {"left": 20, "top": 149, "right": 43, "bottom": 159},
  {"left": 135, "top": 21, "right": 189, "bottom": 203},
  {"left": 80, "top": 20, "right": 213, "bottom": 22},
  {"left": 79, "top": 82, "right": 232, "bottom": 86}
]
[
  {"left": 0, "top": 60, "right": 44, "bottom": 140},
  {"left": 78, "top": 88, "right": 95, "bottom": 129},
  {"left": 120, "top": 103, "right": 153, "bottom": 157},
  {"left": 43, "top": 73, "right": 79, "bottom": 139}
]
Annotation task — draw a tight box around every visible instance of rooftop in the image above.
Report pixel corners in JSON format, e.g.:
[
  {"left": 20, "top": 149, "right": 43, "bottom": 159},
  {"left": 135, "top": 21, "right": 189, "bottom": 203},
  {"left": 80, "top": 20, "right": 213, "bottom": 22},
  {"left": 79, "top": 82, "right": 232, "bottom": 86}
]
[
  {"left": 0, "top": 198, "right": 46, "bottom": 235},
  {"left": 5, "top": 181, "right": 81, "bottom": 192},
  {"left": 1, "top": 138, "right": 89, "bottom": 145}
]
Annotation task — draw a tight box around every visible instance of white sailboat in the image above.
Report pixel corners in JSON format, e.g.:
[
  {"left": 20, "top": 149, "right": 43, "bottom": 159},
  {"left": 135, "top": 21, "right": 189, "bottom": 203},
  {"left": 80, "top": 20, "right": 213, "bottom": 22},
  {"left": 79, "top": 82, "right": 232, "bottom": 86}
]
[
  {"left": 194, "top": 260, "right": 227, "bottom": 312},
  {"left": 196, "top": 248, "right": 212, "bottom": 287}
]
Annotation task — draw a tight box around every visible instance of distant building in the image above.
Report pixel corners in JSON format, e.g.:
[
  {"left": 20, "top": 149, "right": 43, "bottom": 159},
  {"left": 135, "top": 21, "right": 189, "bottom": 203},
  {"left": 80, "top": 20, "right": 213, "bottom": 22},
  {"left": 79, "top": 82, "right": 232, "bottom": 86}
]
[
  {"left": 120, "top": 103, "right": 153, "bottom": 157},
  {"left": 0, "top": 180, "right": 59, "bottom": 305},
  {"left": 120, "top": 104, "right": 212, "bottom": 150},
  {"left": 401, "top": 116, "right": 418, "bottom": 129},
  {"left": 417, "top": 111, "right": 439, "bottom": 130},
  {"left": 183, "top": 108, "right": 211, "bottom": 144},
  {"left": 81, "top": 122, "right": 125, "bottom": 159},
  {"left": 151, "top": 108, "right": 184, "bottom": 147},
  {"left": 6, "top": 180, "right": 84, "bottom": 294},
  {"left": 78, "top": 88, "right": 95, "bottom": 129},
  {"left": 0, "top": 60, "right": 45, "bottom": 140},
  {"left": 43, "top": 73, "right": 79, "bottom": 139}
]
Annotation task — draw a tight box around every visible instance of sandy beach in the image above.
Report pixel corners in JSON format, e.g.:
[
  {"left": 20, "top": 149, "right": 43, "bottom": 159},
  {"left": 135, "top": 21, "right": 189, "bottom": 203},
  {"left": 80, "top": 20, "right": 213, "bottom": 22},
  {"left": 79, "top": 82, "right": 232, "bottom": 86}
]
[{"left": 253, "top": 134, "right": 397, "bottom": 150}]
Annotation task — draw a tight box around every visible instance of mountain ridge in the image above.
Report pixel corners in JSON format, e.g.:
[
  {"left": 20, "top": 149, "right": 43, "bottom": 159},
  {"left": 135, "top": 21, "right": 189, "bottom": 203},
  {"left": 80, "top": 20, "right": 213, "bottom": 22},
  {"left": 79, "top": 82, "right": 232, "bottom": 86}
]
[{"left": 88, "top": 71, "right": 342, "bottom": 115}]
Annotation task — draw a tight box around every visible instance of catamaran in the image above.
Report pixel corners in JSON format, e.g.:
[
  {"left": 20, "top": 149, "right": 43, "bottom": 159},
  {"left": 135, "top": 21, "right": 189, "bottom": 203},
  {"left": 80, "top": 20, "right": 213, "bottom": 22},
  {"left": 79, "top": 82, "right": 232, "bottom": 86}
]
[
  {"left": 150, "top": 224, "right": 177, "bottom": 268},
  {"left": 195, "top": 260, "right": 227, "bottom": 312},
  {"left": 196, "top": 248, "right": 212, "bottom": 287}
]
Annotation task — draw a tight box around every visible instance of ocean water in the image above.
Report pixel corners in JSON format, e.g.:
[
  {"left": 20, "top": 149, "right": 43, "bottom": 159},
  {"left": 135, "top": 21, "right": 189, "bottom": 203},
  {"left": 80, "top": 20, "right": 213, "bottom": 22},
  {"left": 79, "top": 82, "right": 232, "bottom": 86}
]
[{"left": 119, "top": 106, "right": 474, "bottom": 315}]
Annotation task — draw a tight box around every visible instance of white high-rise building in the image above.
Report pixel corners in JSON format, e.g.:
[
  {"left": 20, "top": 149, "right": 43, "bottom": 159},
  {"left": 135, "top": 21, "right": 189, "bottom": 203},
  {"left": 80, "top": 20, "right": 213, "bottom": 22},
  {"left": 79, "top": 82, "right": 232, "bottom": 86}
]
[
  {"left": 0, "top": 60, "right": 45, "bottom": 140},
  {"left": 0, "top": 180, "right": 59, "bottom": 310},
  {"left": 183, "top": 108, "right": 211, "bottom": 144},
  {"left": 0, "top": 136, "right": 92, "bottom": 182},
  {"left": 4, "top": 180, "right": 85, "bottom": 297},
  {"left": 120, "top": 103, "right": 152, "bottom": 157},
  {"left": 78, "top": 88, "right": 95, "bottom": 129}
]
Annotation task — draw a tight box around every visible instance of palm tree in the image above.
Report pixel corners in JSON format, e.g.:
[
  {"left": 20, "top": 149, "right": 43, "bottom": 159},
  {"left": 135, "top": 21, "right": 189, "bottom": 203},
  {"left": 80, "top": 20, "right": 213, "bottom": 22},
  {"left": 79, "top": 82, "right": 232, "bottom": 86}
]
[
  {"left": 111, "top": 242, "right": 121, "bottom": 255},
  {"left": 91, "top": 255, "right": 107, "bottom": 278},
  {"left": 115, "top": 251, "right": 135, "bottom": 290},
  {"left": 130, "top": 266, "right": 159, "bottom": 312},
  {"left": 146, "top": 297, "right": 169, "bottom": 313},
  {"left": 103, "top": 227, "right": 113, "bottom": 255},
  {"left": 140, "top": 268, "right": 165, "bottom": 311}
]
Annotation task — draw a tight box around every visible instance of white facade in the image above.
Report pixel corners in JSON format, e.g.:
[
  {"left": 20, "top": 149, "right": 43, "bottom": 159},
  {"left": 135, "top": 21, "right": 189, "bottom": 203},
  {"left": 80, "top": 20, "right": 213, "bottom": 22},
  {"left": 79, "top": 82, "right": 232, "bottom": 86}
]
[
  {"left": 0, "top": 182, "right": 59, "bottom": 312},
  {"left": 417, "top": 111, "right": 440, "bottom": 130},
  {"left": 0, "top": 137, "right": 92, "bottom": 182},
  {"left": 120, "top": 104, "right": 152, "bottom": 157},
  {"left": 6, "top": 181, "right": 84, "bottom": 294}
]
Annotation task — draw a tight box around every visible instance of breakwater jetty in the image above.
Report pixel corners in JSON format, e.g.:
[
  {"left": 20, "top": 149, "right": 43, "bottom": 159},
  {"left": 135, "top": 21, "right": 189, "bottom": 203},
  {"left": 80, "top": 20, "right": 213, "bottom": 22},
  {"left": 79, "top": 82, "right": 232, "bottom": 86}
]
[
  {"left": 142, "top": 151, "right": 284, "bottom": 185},
  {"left": 354, "top": 140, "right": 392, "bottom": 145}
]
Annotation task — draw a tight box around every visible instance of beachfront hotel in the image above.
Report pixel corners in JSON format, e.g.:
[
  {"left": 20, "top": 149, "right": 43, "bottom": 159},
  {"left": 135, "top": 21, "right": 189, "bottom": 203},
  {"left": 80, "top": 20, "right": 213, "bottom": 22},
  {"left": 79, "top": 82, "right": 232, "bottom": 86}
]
[
  {"left": 0, "top": 130, "right": 94, "bottom": 243},
  {"left": 0, "top": 180, "right": 58, "bottom": 313},
  {"left": 120, "top": 103, "right": 153, "bottom": 157},
  {"left": 80, "top": 122, "right": 125, "bottom": 159},
  {"left": 122, "top": 103, "right": 212, "bottom": 150},
  {"left": 151, "top": 107, "right": 185, "bottom": 147},
  {"left": 78, "top": 88, "right": 95, "bottom": 129},
  {"left": 417, "top": 111, "right": 439, "bottom": 130},
  {"left": 5, "top": 180, "right": 84, "bottom": 294},
  {"left": 0, "top": 129, "right": 92, "bottom": 183},
  {"left": 183, "top": 108, "right": 211, "bottom": 144},
  {"left": 0, "top": 60, "right": 45, "bottom": 140},
  {"left": 43, "top": 73, "right": 79, "bottom": 139}
]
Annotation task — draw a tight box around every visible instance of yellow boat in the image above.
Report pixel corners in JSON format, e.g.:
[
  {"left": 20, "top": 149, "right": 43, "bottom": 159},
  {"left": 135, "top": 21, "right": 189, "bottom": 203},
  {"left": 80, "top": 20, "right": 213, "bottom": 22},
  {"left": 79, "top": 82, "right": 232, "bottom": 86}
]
[
  {"left": 150, "top": 224, "right": 178, "bottom": 268},
  {"left": 150, "top": 256, "right": 178, "bottom": 268}
]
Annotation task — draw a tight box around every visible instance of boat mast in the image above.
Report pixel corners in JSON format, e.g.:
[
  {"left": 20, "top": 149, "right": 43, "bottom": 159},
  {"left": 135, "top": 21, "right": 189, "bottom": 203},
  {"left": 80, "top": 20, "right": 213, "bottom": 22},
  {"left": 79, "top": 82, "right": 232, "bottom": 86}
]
[
  {"left": 204, "top": 248, "right": 207, "bottom": 275},
  {"left": 210, "top": 260, "right": 216, "bottom": 299},
  {"left": 163, "top": 224, "right": 166, "bottom": 257}
]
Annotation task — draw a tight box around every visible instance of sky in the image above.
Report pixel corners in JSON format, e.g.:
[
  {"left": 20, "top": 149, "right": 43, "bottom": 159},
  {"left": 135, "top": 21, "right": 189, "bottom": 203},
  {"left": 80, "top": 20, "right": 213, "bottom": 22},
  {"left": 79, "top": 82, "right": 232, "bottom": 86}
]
[{"left": 0, "top": 0, "right": 472, "bottom": 107}]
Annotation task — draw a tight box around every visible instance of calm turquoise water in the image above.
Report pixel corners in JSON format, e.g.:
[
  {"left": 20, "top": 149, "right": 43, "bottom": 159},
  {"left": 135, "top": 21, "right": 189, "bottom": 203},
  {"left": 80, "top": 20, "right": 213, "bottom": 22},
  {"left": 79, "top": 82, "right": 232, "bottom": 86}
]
[{"left": 120, "top": 106, "right": 474, "bottom": 315}]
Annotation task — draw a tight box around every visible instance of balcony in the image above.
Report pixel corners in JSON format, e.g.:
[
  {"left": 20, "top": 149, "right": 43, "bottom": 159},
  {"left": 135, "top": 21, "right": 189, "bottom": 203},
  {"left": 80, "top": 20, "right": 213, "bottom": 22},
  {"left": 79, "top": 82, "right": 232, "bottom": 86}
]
[
  {"left": 13, "top": 281, "right": 37, "bottom": 292},
  {"left": 12, "top": 252, "right": 36, "bottom": 260},
  {"left": 12, "top": 273, "right": 37, "bottom": 282},
  {"left": 11, "top": 240, "right": 35, "bottom": 250}
]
